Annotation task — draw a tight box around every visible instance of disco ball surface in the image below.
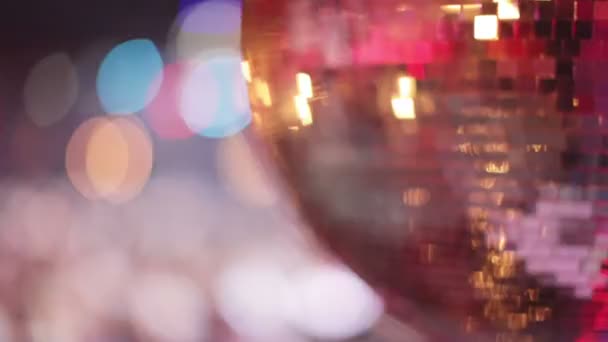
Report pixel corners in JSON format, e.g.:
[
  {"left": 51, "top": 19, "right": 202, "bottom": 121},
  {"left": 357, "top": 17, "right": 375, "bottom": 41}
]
[{"left": 243, "top": 0, "right": 608, "bottom": 340}]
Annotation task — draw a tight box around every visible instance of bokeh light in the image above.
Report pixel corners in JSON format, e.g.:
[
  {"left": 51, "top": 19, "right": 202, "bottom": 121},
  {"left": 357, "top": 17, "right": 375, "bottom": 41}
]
[
  {"left": 1, "top": 186, "right": 74, "bottom": 260},
  {"left": 24, "top": 52, "right": 78, "bottom": 126},
  {"left": 180, "top": 52, "right": 251, "bottom": 138},
  {"left": 105, "top": 117, "right": 154, "bottom": 204},
  {"left": 85, "top": 119, "right": 130, "bottom": 197},
  {"left": 172, "top": 0, "right": 242, "bottom": 62},
  {"left": 285, "top": 264, "right": 384, "bottom": 340},
  {"left": 391, "top": 97, "right": 416, "bottom": 120},
  {"left": 296, "top": 72, "right": 313, "bottom": 99},
  {"left": 495, "top": 0, "right": 520, "bottom": 20},
  {"left": 216, "top": 134, "right": 277, "bottom": 207},
  {"left": 241, "top": 60, "right": 251, "bottom": 83},
  {"left": 144, "top": 63, "right": 194, "bottom": 140},
  {"left": 294, "top": 95, "right": 313, "bottom": 126},
  {"left": 97, "top": 39, "right": 164, "bottom": 115},
  {"left": 29, "top": 283, "right": 90, "bottom": 342},
  {"left": 66, "top": 117, "right": 107, "bottom": 200},
  {"left": 180, "top": 0, "right": 241, "bottom": 35},
  {"left": 128, "top": 271, "right": 209, "bottom": 341},
  {"left": 54, "top": 249, "right": 131, "bottom": 318},
  {"left": 214, "top": 257, "right": 292, "bottom": 338},
  {"left": 474, "top": 15, "right": 498, "bottom": 41},
  {"left": 66, "top": 117, "right": 153, "bottom": 203}
]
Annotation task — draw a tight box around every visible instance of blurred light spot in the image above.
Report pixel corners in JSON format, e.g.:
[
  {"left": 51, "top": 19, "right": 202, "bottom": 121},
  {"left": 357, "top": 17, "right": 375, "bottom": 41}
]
[
  {"left": 217, "top": 134, "right": 277, "bottom": 207},
  {"left": 241, "top": 60, "right": 251, "bottom": 83},
  {"left": 402, "top": 187, "right": 431, "bottom": 207},
  {"left": 296, "top": 72, "right": 313, "bottom": 99},
  {"left": 97, "top": 39, "right": 164, "bottom": 114},
  {"left": 173, "top": 0, "right": 241, "bottom": 62},
  {"left": 253, "top": 78, "right": 272, "bottom": 107},
  {"left": 286, "top": 264, "right": 384, "bottom": 340},
  {"left": 485, "top": 161, "right": 510, "bottom": 174},
  {"left": 214, "top": 258, "right": 291, "bottom": 338},
  {"left": 3, "top": 188, "right": 73, "bottom": 260},
  {"left": 30, "top": 285, "right": 89, "bottom": 342},
  {"left": 60, "top": 250, "right": 130, "bottom": 317},
  {"left": 180, "top": 53, "right": 251, "bottom": 138},
  {"left": 440, "top": 4, "right": 462, "bottom": 14},
  {"left": 66, "top": 117, "right": 108, "bottom": 200},
  {"left": 67, "top": 117, "right": 153, "bottom": 202},
  {"left": 397, "top": 76, "right": 416, "bottom": 98},
  {"left": 145, "top": 63, "right": 195, "bottom": 140},
  {"left": 495, "top": 0, "right": 520, "bottom": 20},
  {"left": 474, "top": 15, "right": 498, "bottom": 40},
  {"left": 128, "top": 271, "right": 208, "bottom": 341},
  {"left": 106, "top": 117, "right": 154, "bottom": 204},
  {"left": 24, "top": 52, "right": 78, "bottom": 126},
  {"left": 180, "top": 0, "right": 241, "bottom": 35},
  {"left": 85, "top": 120, "right": 130, "bottom": 197},
  {"left": 391, "top": 97, "right": 416, "bottom": 120},
  {"left": 294, "top": 95, "right": 313, "bottom": 126}
]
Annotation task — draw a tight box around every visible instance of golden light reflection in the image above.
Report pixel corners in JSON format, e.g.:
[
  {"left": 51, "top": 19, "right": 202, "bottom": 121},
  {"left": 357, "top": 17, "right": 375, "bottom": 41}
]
[
  {"left": 494, "top": 264, "right": 515, "bottom": 279},
  {"left": 456, "top": 143, "right": 510, "bottom": 155},
  {"left": 440, "top": 4, "right": 462, "bottom": 13},
  {"left": 474, "top": 15, "right": 499, "bottom": 41},
  {"left": 471, "top": 271, "right": 494, "bottom": 289},
  {"left": 457, "top": 143, "right": 481, "bottom": 155},
  {"left": 495, "top": 0, "right": 520, "bottom": 20},
  {"left": 252, "top": 111, "right": 262, "bottom": 126},
  {"left": 484, "top": 143, "right": 509, "bottom": 153},
  {"left": 469, "top": 202, "right": 532, "bottom": 335},
  {"left": 485, "top": 161, "right": 510, "bottom": 174},
  {"left": 526, "top": 144, "right": 548, "bottom": 152},
  {"left": 463, "top": 4, "right": 482, "bottom": 10},
  {"left": 294, "top": 95, "right": 313, "bottom": 126},
  {"left": 241, "top": 61, "right": 251, "bottom": 83},
  {"left": 397, "top": 76, "right": 416, "bottom": 98},
  {"left": 253, "top": 79, "right": 272, "bottom": 107},
  {"left": 402, "top": 187, "right": 430, "bottom": 207},
  {"left": 526, "top": 289, "right": 540, "bottom": 302},
  {"left": 496, "top": 232, "right": 507, "bottom": 251},
  {"left": 467, "top": 206, "right": 488, "bottom": 220},
  {"left": 391, "top": 97, "right": 416, "bottom": 120},
  {"left": 296, "top": 72, "right": 313, "bottom": 99},
  {"left": 531, "top": 307, "right": 551, "bottom": 322},
  {"left": 507, "top": 313, "right": 528, "bottom": 330}
]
